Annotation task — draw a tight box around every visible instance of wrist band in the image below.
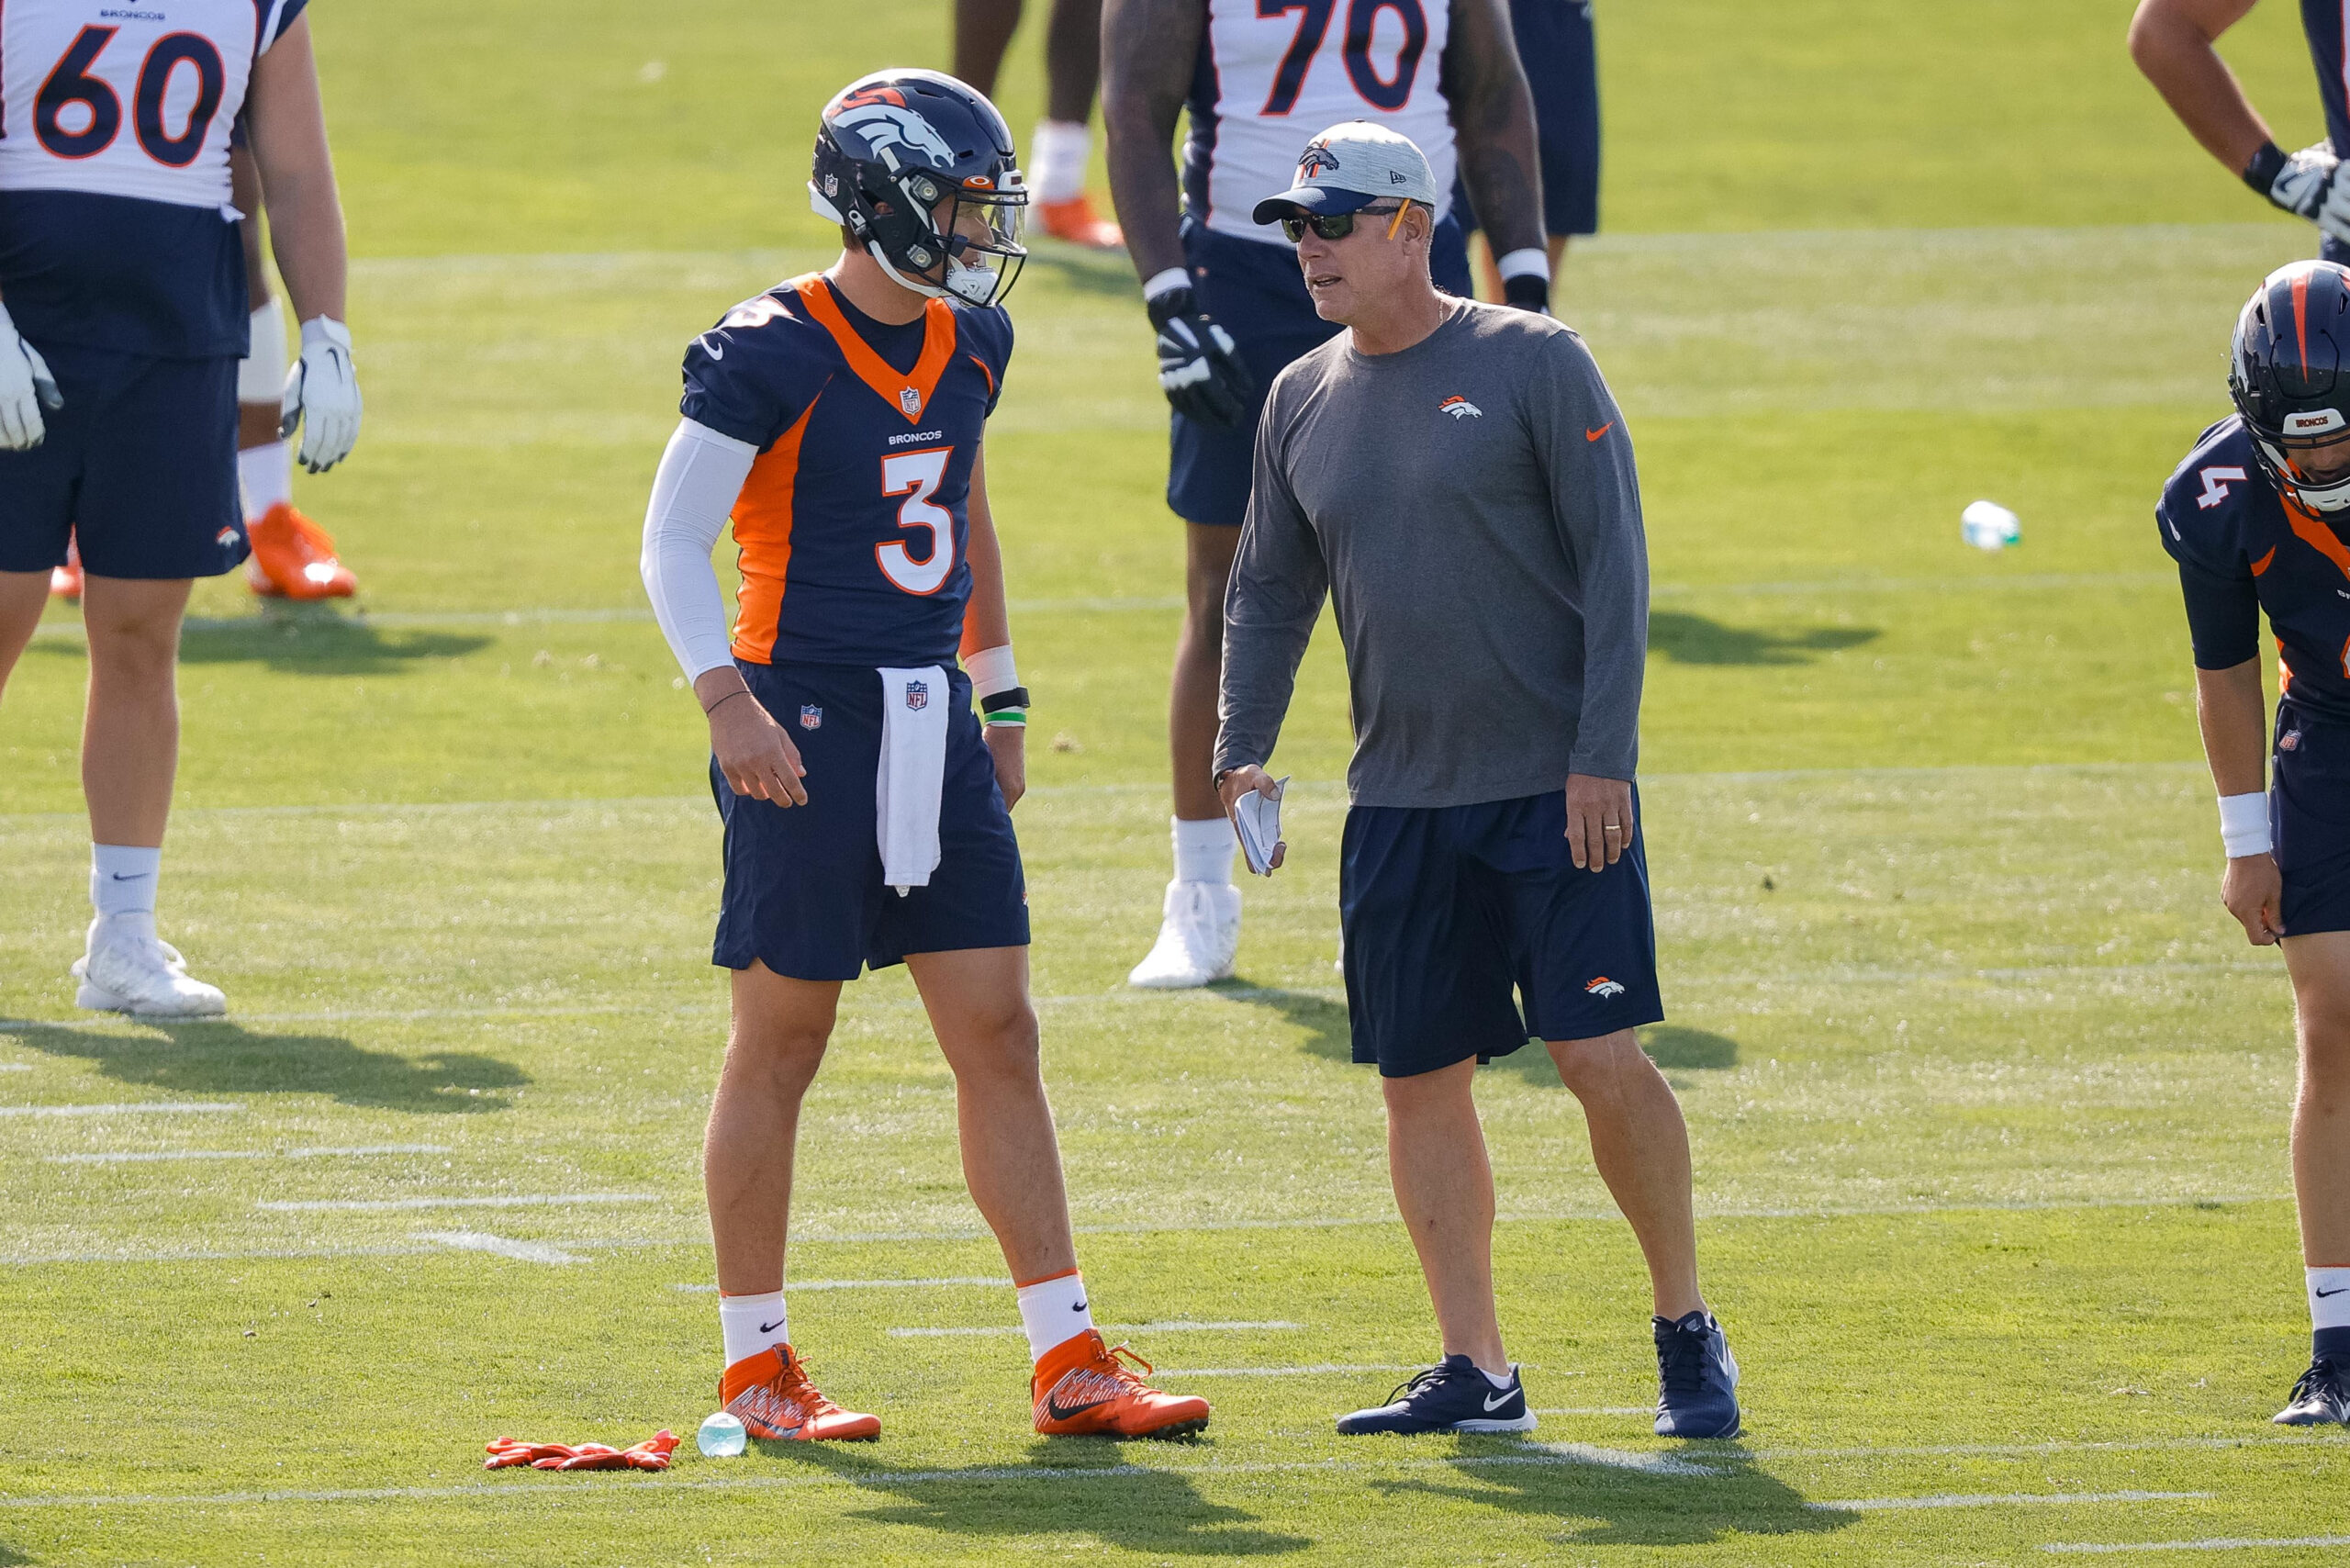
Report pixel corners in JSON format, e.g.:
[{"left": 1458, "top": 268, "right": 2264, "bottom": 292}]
[
  {"left": 2244, "top": 140, "right": 2288, "bottom": 196},
  {"left": 1494, "top": 247, "right": 1550, "bottom": 283},
  {"left": 980, "top": 684, "right": 1030, "bottom": 727},
  {"left": 1142, "top": 266, "right": 1191, "bottom": 302},
  {"left": 703, "top": 688, "right": 752, "bottom": 717},
  {"left": 2220, "top": 790, "right": 2271, "bottom": 857},
  {"left": 967, "top": 644, "right": 1017, "bottom": 697}
]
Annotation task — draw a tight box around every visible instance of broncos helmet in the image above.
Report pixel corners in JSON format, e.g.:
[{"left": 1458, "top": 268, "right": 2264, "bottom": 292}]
[
  {"left": 810, "top": 70, "right": 1027, "bottom": 308},
  {"left": 2231, "top": 260, "right": 2350, "bottom": 514}
]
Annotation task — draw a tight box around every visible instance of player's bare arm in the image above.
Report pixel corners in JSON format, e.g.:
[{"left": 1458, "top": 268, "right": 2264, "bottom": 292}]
[
  {"left": 2197, "top": 655, "right": 2283, "bottom": 944},
  {"left": 1563, "top": 772, "right": 1634, "bottom": 875},
  {"left": 962, "top": 448, "right": 1025, "bottom": 810},
  {"left": 1441, "top": 0, "right": 1544, "bottom": 266},
  {"left": 2128, "top": 0, "right": 2271, "bottom": 173},
  {"left": 1214, "top": 764, "right": 1284, "bottom": 871},
  {"left": 1101, "top": 0, "right": 1206, "bottom": 285}
]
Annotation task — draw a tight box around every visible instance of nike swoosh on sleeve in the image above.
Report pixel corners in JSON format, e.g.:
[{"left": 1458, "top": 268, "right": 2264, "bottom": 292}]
[{"left": 1585, "top": 423, "right": 1614, "bottom": 442}]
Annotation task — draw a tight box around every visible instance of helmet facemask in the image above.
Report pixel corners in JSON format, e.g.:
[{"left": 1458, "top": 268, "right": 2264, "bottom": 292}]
[{"left": 811, "top": 140, "right": 1028, "bottom": 308}]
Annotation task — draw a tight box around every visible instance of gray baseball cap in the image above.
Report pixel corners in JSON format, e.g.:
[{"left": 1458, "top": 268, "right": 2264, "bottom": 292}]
[{"left": 1251, "top": 121, "right": 1439, "bottom": 225}]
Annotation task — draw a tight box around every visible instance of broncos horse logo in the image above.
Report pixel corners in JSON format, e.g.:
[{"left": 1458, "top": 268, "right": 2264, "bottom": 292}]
[
  {"left": 834, "top": 103, "right": 959, "bottom": 171},
  {"left": 1298, "top": 140, "right": 1342, "bottom": 179}
]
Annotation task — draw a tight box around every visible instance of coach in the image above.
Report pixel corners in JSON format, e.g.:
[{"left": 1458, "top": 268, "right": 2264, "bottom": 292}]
[{"left": 1214, "top": 122, "right": 1742, "bottom": 1439}]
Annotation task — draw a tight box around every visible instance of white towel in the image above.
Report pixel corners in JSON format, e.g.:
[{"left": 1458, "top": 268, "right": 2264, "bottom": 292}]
[{"left": 876, "top": 666, "right": 951, "bottom": 894}]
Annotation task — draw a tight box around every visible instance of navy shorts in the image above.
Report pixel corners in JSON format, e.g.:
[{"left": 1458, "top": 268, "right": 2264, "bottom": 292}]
[
  {"left": 1453, "top": 0, "right": 1600, "bottom": 240},
  {"left": 2272, "top": 700, "right": 2350, "bottom": 937},
  {"left": 0, "top": 346, "right": 244, "bottom": 579},
  {"left": 1169, "top": 215, "right": 1472, "bottom": 526},
  {"left": 1340, "top": 787, "right": 1663, "bottom": 1077},
  {"left": 711, "top": 661, "right": 1029, "bottom": 981}
]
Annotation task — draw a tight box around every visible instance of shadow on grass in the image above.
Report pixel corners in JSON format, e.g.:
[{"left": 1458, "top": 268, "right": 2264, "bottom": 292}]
[
  {"left": 1379, "top": 1442, "right": 1847, "bottom": 1547},
  {"left": 33, "top": 603, "right": 490, "bottom": 676},
  {"left": 1218, "top": 984, "right": 1352, "bottom": 1064},
  {"left": 1649, "top": 611, "right": 1877, "bottom": 666},
  {"left": 0, "top": 1017, "right": 528, "bottom": 1113},
  {"left": 1497, "top": 1025, "right": 1742, "bottom": 1087},
  {"left": 0, "top": 1537, "right": 29, "bottom": 1565},
  {"left": 768, "top": 1439, "right": 1311, "bottom": 1556}
]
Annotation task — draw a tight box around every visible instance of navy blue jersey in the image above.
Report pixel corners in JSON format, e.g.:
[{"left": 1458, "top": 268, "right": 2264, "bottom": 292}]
[
  {"left": 2158, "top": 414, "right": 2350, "bottom": 722},
  {"left": 2305, "top": 1, "right": 2350, "bottom": 160},
  {"left": 679, "top": 274, "right": 1013, "bottom": 668},
  {"left": 0, "top": 0, "right": 307, "bottom": 357}
]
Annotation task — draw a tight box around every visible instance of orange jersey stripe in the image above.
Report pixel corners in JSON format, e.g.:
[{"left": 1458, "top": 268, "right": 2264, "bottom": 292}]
[
  {"left": 729, "top": 397, "right": 821, "bottom": 664},
  {"left": 795, "top": 276, "right": 957, "bottom": 425}
]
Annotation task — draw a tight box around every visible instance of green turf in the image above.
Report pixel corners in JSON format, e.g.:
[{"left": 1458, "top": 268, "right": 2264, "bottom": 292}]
[{"left": 3, "top": 0, "right": 2347, "bottom": 1561}]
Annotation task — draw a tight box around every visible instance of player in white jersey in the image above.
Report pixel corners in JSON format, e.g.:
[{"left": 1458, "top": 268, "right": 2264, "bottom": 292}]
[
  {"left": 0, "top": 0, "right": 361, "bottom": 1016},
  {"left": 1102, "top": 0, "right": 1549, "bottom": 986}
]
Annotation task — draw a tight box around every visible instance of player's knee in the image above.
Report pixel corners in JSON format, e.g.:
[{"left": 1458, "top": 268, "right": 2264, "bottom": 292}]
[
  {"left": 949, "top": 1003, "right": 1043, "bottom": 1083},
  {"left": 84, "top": 614, "right": 181, "bottom": 681},
  {"left": 724, "top": 1020, "right": 830, "bottom": 1090},
  {"left": 1547, "top": 1031, "right": 1642, "bottom": 1096}
]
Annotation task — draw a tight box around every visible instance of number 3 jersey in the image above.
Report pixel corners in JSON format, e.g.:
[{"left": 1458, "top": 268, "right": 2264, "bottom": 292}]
[
  {"left": 2159, "top": 413, "right": 2350, "bottom": 723},
  {"left": 680, "top": 274, "right": 1013, "bottom": 668},
  {"left": 0, "top": 0, "right": 307, "bottom": 357},
  {"left": 1185, "top": 0, "right": 1456, "bottom": 244}
]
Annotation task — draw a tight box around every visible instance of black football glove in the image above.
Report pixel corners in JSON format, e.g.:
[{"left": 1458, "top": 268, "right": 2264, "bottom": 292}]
[
  {"left": 1148, "top": 286, "right": 1256, "bottom": 429},
  {"left": 1500, "top": 273, "right": 1550, "bottom": 314}
]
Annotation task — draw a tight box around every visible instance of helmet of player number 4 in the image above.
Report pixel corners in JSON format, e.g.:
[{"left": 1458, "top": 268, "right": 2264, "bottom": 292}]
[
  {"left": 810, "top": 70, "right": 1028, "bottom": 309},
  {"left": 2231, "top": 260, "right": 2350, "bottom": 515}
]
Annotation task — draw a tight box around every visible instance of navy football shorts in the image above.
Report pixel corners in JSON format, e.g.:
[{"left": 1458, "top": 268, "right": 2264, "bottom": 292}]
[
  {"left": 2272, "top": 700, "right": 2350, "bottom": 938},
  {"left": 0, "top": 346, "right": 244, "bottom": 580},
  {"left": 1453, "top": 0, "right": 1600, "bottom": 240},
  {"left": 1340, "top": 786, "right": 1664, "bottom": 1078},
  {"left": 1169, "top": 215, "right": 1472, "bottom": 527},
  {"left": 711, "top": 661, "right": 1030, "bottom": 981}
]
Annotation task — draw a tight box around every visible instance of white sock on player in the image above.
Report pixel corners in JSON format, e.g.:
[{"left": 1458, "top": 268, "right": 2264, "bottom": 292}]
[
  {"left": 1029, "top": 119, "right": 1091, "bottom": 206},
  {"left": 1015, "top": 1269, "right": 1093, "bottom": 1361},
  {"left": 1172, "top": 815, "right": 1237, "bottom": 886},
  {"left": 718, "top": 1290, "right": 789, "bottom": 1367},
  {"left": 239, "top": 441, "right": 293, "bottom": 521},
  {"left": 2311, "top": 1266, "right": 2350, "bottom": 1330},
  {"left": 91, "top": 844, "right": 160, "bottom": 924}
]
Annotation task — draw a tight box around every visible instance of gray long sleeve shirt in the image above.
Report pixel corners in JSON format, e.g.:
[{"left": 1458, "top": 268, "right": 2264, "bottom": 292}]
[{"left": 1215, "top": 298, "right": 1647, "bottom": 808}]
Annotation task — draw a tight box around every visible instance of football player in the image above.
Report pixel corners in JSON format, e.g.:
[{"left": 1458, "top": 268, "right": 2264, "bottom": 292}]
[
  {"left": 1102, "top": 0, "right": 1550, "bottom": 987},
  {"left": 0, "top": 0, "right": 362, "bottom": 1016},
  {"left": 638, "top": 70, "right": 1211, "bottom": 1444},
  {"left": 955, "top": 0, "right": 1125, "bottom": 248},
  {"left": 2158, "top": 260, "right": 2350, "bottom": 1424},
  {"left": 1453, "top": 0, "right": 1599, "bottom": 302},
  {"left": 2132, "top": 0, "right": 2350, "bottom": 257}
]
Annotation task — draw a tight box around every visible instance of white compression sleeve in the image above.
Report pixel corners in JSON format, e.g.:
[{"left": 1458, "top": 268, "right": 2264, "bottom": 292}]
[{"left": 641, "top": 419, "right": 757, "bottom": 682}]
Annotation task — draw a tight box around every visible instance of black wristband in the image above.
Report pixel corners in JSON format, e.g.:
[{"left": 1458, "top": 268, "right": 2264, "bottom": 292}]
[
  {"left": 2244, "top": 140, "right": 2288, "bottom": 196},
  {"left": 1147, "top": 287, "right": 1196, "bottom": 333},
  {"left": 979, "top": 685, "right": 1030, "bottom": 713},
  {"left": 1501, "top": 272, "right": 1550, "bottom": 313}
]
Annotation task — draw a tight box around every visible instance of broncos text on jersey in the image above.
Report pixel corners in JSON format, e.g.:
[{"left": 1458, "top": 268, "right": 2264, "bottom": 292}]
[
  {"left": 2159, "top": 413, "right": 2350, "bottom": 722},
  {"left": 680, "top": 275, "right": 1013, "bottom": 669}
]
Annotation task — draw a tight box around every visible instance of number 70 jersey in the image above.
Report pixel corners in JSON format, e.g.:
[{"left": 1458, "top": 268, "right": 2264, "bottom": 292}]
[{"left": 1186, "top": 0, "right": 1456, "bottom": 244}]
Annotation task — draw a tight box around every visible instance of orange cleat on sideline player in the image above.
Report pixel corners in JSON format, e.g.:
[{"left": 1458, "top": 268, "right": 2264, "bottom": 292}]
[
  {"left": 1035, "top": 195, "right": 1123, "bottom": 251},
  {"left": 48, "top": 535, "right": 80, "bottom": 599},
  {"left": 245, "top": 503, "right": 357, "bottom": 599},
  {"left": 718, "top": 1344, "right": 882, "bottom": 1442},
  {"left": 1032, "top": 1331, "right": 1211, "bottom": 1439}
]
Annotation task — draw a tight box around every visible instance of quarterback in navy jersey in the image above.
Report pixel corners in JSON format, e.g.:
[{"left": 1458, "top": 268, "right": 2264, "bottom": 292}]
[
  {"left": 0, "top": 0, "right": 359, "bottom": 1021},
  {"left": 2161, "top": 261, "right": 2350, "bottom": 1426},
  {"left": 638, "top": 69, "right": 1212, "bottom": 1449}
]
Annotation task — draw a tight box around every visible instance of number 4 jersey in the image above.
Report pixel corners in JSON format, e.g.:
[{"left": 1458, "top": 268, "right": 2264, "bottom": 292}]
[
  {"left": 680, "top": 274, "right": 1013, "bottom": 668},
  {"left": 0, "top": 0, "right": 307, "bottom": 357},
  {"left": 2159, "top": 413, "right": 2350, "bottom": 722}
]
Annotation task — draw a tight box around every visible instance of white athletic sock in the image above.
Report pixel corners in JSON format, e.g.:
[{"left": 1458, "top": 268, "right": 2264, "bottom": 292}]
[
  {"left": 718, "top": 1290, "right": 789, "bottom": 1368},
  {"left": 1172, "top": 815, "right": 1237, "bottom": 887},
  {"left": 91, "top": 845, "right": 160, "bottom": 921},
  {"left": 1478, "top": 1363, "right": 1516, "bottom": 1390},
  {"left": 2311, "top": 1267, "right": 2350, "bottom": 1331},
  {"left": 1029, "top": 119, "right": 1091, "bottom": 205},
  {"left": 239, "top": 440, "right": 293, "bottom": 520},
  {"left": 1015, "top": 1269, "right": 1093, "bottom": 1361}
]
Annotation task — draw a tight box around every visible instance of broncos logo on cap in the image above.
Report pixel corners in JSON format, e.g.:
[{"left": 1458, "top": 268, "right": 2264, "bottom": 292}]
[{"left": 1298, "top": 140, "right": 1342, "bottom": 178}]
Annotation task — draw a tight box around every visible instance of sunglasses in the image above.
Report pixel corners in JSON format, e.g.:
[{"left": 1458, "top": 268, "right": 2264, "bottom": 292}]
[{"left": 1280, "top": 204, "right": 1410, "bottom": 244}]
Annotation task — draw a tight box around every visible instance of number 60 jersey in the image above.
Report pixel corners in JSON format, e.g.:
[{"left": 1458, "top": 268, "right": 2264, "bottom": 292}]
[
  {"left": 680, "top": 274, "right": 1013, "bottom": 669},
  {"left": 0, "top": 0, "right": 307, "bottom": 357}
]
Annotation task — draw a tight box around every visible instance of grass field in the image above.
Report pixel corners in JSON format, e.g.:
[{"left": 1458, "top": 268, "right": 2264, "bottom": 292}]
[{"left": 4, "top": 0, "right": 2348, "bottom": 1562}]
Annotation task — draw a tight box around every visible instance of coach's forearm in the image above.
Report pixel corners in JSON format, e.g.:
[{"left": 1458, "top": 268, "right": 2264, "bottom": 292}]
[
  {"left": 1102, "top": 0, "right": 1204, "bottom": 283},
  {"left": 1445, "top": 0, "right": 1545, "bottom": 257},
  {"left": 2194, "top": 657, "right": 2269, "bottom": 798},
  {"left": 2127, "top": 0, "right": 2272, "bottom": 176},
  {"left": 1214, "top": 624, "right": 1312, "bottom": 779}
]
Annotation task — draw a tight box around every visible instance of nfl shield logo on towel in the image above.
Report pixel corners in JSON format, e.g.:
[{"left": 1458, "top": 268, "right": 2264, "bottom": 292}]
[
  {"left": 905, "top": 680, "right": 929, "bottom": 711},
  {"left": 900, "top": 387, "right": 923, "bottom": 420},
  {"left": 799, "top": 704, "right": 822, "bottom": 731}
]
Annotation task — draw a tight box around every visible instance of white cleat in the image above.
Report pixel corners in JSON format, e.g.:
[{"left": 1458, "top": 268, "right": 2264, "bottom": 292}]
[
  {"left": 1126, "top": 879, "right": 1241, "bottom": 989},
  {"left": 73, "top": 916, "right": 227, "bottom": 1018}
]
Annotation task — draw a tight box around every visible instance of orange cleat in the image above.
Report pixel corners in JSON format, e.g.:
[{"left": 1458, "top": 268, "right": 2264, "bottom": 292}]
[
  {"left": 1035, "top": 195, "right": 1124, "bottom": 251},
  {"left": 244, "top": 502, "right": 357, "bottom": 599},
  {"left": 1031, "top": 1330, "right": 1211, "bottom": 1439},
  {"left": 49, "top": 536, "right": 81, "bottom": 599},
  {"left": 718, "top": 1344, "right": 881, "bottom": 1441}
]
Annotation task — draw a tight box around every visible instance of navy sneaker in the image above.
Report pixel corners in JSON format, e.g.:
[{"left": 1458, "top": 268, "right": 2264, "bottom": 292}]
[
  {"left": 1654, "top": 1311, "right": 1741, "bottom": 1439},
  {"left": 2273, "top": 1357, "right": 2350, "bottom": 1425},
  {"left": 1335, "top": 1355, "right": 1538, "bottom": 1435}
]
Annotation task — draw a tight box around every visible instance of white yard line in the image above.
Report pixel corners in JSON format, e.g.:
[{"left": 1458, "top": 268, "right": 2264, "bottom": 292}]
[
  {"left": 669, "top": 1277, "right": 1008, "bottom": 1294},
  {"left": 1525, "top": 1442, "right": 1719, "bottom": 1477},
  {"left": 1530, "top": 1406, "right": 1652, "bottom": 1416},
  {"left": 414, "top": 1231, "right": 582, "bottom": 1265},
  {"left": 0, "top": 1102, "right": 241, "bottom": 1117},
  {"left": 50, "top": 1144, "right": 446, "bottom": 1165},
  {"left": 1813, "top": 1490, "right": 2210, "bottom": 1512},
  {"left": 1750, "top": 1434, "right": 2333, "bottom": 1462},
  {"left": 2042, "top": 1538, "right": 2350, "bottom": 1555},
  {"left": 888, "top": 1320, "right": 1303, "bottom": 1338},
  {"left": 1156, "top": 1363, "right": 1422, "bottom": 1379},
  {"left": 256, "top": 1193, "right": 656, "bottom": 1213}
]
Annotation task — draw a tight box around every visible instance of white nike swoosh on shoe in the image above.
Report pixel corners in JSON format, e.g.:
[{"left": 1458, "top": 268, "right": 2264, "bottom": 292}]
[{"left": 1483, "top": 1390, "right": 1516, "bottom": 1412}]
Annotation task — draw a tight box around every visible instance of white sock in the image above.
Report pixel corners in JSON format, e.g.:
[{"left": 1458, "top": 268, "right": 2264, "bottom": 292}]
[
  {"left": 2311, "top": 1267, "right": 2350, "bottom": 1330},
  {"left": 1029, "top": 119, "right": 1091, "bottom": 205},
  {"left": 1015, "top": 1269, "right": 1093, "bottom": 1361},
  {"left": 91, "top": 845, "right": 160, "bottom": 921},
  {"left": 1479, "top": 1363, "right": 1516, "bottom": 1390},
  {"left": 718, "top": 1290, "right": 789, "bottom": 1368},
  {"left": 1172, "top": 815, "right": 1237, "bottom": 886},
  {"left": 239, "top": 440, "right": 293, "bottom": 520}
]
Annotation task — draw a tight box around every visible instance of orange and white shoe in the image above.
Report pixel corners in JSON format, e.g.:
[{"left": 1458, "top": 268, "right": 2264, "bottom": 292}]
[
  {"left": 1035, "top": 195, "right": 1123, "bottom": 251},
  {"left": 244, "top": 503, "right": 357, "bottom": 599},
  {"left": 718, "top": 1344, "right": 881, "bottom": 1442},
  {"left": 1032, "top": 1330, "right": 1210, "bottom": 1439},
  {"left": 49, "top": 537, "right": 81, "bottom": 599}
]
